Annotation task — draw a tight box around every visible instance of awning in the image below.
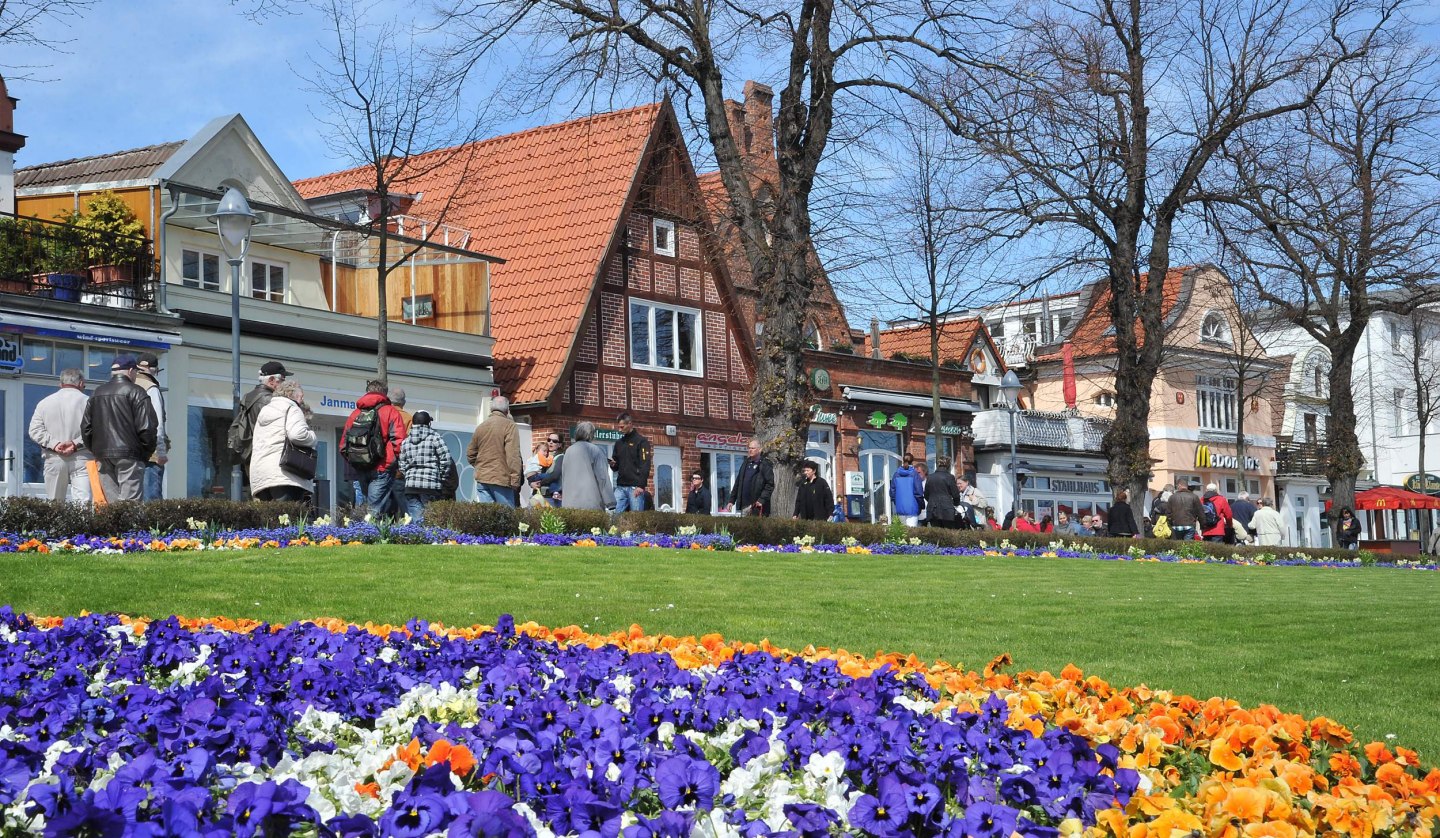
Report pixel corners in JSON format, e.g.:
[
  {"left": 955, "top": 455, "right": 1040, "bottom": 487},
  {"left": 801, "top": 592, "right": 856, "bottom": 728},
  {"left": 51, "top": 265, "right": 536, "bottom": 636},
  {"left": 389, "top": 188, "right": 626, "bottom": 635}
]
[
  {"left": 841, "top": 386, "right": 980, "bottom": 413},
  {"left": 1328, "top": 486, "right": 1440, "bottom": 511}
]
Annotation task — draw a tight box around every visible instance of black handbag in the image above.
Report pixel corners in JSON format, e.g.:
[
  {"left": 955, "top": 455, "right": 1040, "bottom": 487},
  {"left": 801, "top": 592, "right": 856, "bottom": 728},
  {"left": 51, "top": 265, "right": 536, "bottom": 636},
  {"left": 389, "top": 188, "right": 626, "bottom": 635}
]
[{"left": 280, "top": 441, "right": 318, "bottom": 480}]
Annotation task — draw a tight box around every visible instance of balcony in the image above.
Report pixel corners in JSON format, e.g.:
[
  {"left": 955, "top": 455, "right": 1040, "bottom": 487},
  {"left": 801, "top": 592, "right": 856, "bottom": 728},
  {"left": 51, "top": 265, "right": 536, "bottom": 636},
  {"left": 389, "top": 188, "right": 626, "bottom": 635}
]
[
  {"left": 998, "top": 333, "right": 1037, "bottom": 367},
  {"left": 1275, "top": 436, "right": 1327, "bottom": 476},
  {"left": 971, "top": 408, "right": 1112, "bottom": 452},
  {"left": 0, "top": 212, "right": 155, "bottom": 310}
]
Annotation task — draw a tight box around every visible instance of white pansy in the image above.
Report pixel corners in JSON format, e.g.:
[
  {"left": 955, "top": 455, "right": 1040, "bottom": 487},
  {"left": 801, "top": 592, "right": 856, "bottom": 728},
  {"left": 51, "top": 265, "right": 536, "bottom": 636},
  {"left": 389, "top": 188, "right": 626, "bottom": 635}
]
[
  {"left": 41, "top": 740, "right": 76, "bottom": 774},
  {"left": 377, "top": 647, "right": 398, "bottom": 663},
  {"left": 611, "top": 673, "right": 634, "bottom": 695},
  {"left": 656, "top": 722, "right": 677, "bottom": 744},
  {"left": 893, "top": 694, "right": 936, "bottom": 714}
]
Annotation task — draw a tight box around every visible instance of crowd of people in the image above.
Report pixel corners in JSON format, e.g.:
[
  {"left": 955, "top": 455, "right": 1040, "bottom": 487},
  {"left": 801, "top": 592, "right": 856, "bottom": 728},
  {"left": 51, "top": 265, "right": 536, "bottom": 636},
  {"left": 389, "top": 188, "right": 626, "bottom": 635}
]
[{"left": 22, "top": 361, "right": 1374, "bottom": 549}]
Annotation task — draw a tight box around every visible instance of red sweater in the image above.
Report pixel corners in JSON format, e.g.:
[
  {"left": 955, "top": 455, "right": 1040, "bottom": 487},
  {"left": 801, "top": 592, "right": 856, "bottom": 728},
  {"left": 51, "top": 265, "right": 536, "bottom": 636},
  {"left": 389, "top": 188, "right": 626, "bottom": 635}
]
[{"left": 342, "top": 393, "right": 408, "bottom": 472}]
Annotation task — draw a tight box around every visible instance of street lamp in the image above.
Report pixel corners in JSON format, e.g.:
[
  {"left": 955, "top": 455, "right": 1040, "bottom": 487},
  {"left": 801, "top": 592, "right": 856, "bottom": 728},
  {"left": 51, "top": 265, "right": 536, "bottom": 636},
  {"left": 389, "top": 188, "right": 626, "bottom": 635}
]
[
  {"left": 210, "top": 187, "right": 257, "bottom": 501},
  {"left": 1000, "top": 369, "right": 1023, "bottom": 515}
]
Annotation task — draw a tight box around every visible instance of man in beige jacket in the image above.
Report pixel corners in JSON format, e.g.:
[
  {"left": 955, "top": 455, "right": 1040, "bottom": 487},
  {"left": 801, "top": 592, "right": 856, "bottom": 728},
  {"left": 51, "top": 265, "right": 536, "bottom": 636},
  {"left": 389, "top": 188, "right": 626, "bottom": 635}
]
[
  {"left": 28, "top": 368, "right": 93, "bottom": 502},
  {"left": 466, "top": 396, "right": 523, "bottom": 506}
]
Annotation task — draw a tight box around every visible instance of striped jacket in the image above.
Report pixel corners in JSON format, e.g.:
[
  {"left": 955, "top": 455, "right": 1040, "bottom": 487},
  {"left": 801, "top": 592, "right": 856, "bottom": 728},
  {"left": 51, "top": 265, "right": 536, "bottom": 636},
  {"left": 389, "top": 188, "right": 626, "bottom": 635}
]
[{"left": 398, "top": 425, "right": 453, "bottom": 491}]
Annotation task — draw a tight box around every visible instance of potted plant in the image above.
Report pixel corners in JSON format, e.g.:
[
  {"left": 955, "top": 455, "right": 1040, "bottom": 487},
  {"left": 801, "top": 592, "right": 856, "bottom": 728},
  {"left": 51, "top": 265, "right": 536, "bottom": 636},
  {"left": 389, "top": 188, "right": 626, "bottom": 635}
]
[
  {"left": 37, "top": 210, "right": 88, "bottom": 302},
  {"left": 75, "top": 191, "right": 145, "bottom": 286},
  {"left": 0, "top": 217, "right": 48, "bottom": 294}
]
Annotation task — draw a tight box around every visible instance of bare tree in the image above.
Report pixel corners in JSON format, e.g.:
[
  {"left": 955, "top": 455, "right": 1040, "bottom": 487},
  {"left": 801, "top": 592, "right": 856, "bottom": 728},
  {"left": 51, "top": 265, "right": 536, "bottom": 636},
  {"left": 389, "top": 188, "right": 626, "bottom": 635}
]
[
  {"left": 0, "top": 0, "right": 95, "bottom": 75},
  {"left": 1209, "top": 31, "right": 1440, "bottom": 536},
  {"left": 840, "top": 109, "right": 995, "bottom": 464},
  {"left": 305, "top": 0, "right": 488, "bottom": 381},
  {"left": 435, "top": 0, "right": 977, "bottom": 516},
  {"left": 939, "top": 0, "right": 1386, "bottom": 502}
]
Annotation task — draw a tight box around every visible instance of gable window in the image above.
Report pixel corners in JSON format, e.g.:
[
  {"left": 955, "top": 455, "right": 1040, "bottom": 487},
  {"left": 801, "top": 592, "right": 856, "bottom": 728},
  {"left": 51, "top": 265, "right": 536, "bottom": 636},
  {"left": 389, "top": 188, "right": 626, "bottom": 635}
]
[
  {"left": 629, "top": 299, "right": 701, "bottom": 374},
  {"left": 803, "top": 319, "right": 822, "bottom": 350},
  {"left": 249, "top": 258, "right": 286, "bottom": 303},
  {"left": 1196, "top": 375, "right": 1237, "bottom": 432},
  {"left": 1095, "top": 392, "right": 1115, "bottom": 408},
  {"left": 652, "top": 218, "right": 676, "bottom": 257},
  {"left": 1394, "top": 389, "right": 1409, "bottom": 434},
  {"left": 1201, "top": 312, "right": 1231, "bottom": 344},
  {"left": 181, "top": 248, "right": 221, "bottom": 291}
]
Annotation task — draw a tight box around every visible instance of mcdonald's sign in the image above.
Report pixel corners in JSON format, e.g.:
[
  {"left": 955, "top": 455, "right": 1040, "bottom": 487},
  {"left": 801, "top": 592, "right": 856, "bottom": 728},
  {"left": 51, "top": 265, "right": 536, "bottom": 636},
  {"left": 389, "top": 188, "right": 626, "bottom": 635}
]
[{"left": 1195, "top": 444, "right": 1261, "bottom": 472}]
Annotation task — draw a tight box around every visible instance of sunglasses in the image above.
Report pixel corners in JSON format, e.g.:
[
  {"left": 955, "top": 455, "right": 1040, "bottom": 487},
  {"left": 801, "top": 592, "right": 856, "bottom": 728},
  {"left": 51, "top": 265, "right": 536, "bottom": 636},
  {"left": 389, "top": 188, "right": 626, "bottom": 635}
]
[{"left": 547, "top": 438, "right": 561, "bottom": 444}]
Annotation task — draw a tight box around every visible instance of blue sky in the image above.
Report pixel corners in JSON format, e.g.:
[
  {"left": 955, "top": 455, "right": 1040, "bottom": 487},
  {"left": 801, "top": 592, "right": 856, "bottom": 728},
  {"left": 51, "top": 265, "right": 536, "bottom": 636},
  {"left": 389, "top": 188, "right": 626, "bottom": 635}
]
[{"left": 4, "top": 1, "right": 481, "bottom": 181}]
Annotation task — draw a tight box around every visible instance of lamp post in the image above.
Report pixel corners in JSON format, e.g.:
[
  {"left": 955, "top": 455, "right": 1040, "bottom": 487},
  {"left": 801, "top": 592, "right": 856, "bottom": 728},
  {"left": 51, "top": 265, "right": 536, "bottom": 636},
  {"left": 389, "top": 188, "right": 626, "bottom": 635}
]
[
  {"left": 1000, "top": 370, "right": 1023, "bottom": 514},
  {"left": 210, "top": 187, "right": 257, "bottom": 501}
]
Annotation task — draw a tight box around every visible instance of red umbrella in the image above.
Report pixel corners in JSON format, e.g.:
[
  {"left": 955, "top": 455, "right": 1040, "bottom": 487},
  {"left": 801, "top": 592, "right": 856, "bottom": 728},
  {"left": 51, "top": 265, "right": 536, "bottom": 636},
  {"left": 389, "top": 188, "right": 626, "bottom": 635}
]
[{"left": 1062, "top": 341, "right": 1077, "bottom": 410}]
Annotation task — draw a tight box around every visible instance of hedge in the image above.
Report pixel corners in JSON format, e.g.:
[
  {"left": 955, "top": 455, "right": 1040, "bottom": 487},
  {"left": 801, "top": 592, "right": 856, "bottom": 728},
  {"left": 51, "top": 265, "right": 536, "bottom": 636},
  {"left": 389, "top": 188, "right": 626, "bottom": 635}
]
[{"left": 0, "top": 497, "right": 311, "bottom": 538}]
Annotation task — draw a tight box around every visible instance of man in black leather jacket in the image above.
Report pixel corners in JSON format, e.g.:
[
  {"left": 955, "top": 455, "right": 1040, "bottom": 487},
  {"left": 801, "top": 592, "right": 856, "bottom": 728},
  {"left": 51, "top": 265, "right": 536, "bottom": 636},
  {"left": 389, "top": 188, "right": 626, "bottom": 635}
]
[{"left": 81, "top": 355, "right": 158, "bottom": 502}]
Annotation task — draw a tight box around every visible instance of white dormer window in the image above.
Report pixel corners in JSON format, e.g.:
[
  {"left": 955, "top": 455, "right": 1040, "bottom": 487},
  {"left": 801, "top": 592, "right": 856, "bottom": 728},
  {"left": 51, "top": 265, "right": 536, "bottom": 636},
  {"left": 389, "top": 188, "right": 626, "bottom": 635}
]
[
  {"left": 653, "top": 218, "right": 676, "bottom": 257},
  {"left": 1095, "top": 392, "right": 1115, "bottom": 407},
  {"left": 1201, "top": 311, "right": 1231, "bottom": 344}
]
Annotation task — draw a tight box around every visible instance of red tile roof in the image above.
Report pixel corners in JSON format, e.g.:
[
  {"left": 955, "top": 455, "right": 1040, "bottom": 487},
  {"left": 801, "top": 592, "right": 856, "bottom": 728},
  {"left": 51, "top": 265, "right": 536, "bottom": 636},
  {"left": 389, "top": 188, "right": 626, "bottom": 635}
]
[
  {"left": 1036, "top": 267, "right": 1191, "bottom": 362},
  {"left": 294, "top": 104, "right": 664, "bottom": 405},
  {"left": 863, "top": 318, "right": 987, "bottom": 363}
]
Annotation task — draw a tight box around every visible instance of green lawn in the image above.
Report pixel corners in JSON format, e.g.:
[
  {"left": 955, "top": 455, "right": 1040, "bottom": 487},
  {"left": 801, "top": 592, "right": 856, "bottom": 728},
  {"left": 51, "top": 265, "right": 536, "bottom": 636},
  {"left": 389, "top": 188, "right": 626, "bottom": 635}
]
[{"left": 2, "top": 545, "right": 1437, "bottom": 760}]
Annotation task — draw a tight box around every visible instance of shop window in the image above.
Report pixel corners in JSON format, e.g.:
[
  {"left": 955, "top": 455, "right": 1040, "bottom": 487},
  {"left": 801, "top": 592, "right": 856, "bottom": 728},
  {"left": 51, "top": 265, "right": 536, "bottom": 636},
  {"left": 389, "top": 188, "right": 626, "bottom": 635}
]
[
  {"left": 924, "top": 434, "right": 955, "bottom": 471},
  {"left": 250, "top": 259, "right": 286, "bottom": 303},
  {"left": 187, "top": 406, "right": 243, "bottom": 498},
  {"left": 86, "top": 347, "right": 121, "bottom": 381},
  {"left": 22, "top": 384, "right": 49, "bottom": 484},
  {"left": 181, "top": 248, "right": 221, "bottom": 291},
  {"left": 709, "top": 451, "right": 746, "bottom": 513},
  {"left": 629, "top": 299, "right": 702, "bottom": 374},
  {"left": 653, "top": 218, "right": 676, "bottom": 257},
  {"left": 1196, "top": 375, "right": 1237, "bottom": 432}
]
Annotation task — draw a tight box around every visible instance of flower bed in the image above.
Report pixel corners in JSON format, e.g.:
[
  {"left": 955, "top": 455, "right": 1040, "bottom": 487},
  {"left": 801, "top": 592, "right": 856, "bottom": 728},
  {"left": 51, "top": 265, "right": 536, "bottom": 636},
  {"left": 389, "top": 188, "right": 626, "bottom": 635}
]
[
  {"left": 1, "top": 611, "right": 1436, "bottom": 837},
  {"left": 0, "top": 609, "right": 1137, "bottom": 836},
  {"left": 1, "top": 523, "right": 1437, "bottom": 572}
]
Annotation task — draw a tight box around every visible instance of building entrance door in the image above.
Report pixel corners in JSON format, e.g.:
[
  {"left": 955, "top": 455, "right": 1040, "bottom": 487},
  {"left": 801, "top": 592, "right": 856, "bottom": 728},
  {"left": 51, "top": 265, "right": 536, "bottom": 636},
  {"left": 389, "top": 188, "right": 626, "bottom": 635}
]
[
  {"left": 859, "top": 429, "right": 902, "bottom": 523},
  {"left": 654, "top": 446, "right": 682, "bottom": 512},
  {"left": 0, "top": 382, "right": 16, "bottom": 496},
  {"left": 806, "top": 427, "right": 836, "bottom": 490}
]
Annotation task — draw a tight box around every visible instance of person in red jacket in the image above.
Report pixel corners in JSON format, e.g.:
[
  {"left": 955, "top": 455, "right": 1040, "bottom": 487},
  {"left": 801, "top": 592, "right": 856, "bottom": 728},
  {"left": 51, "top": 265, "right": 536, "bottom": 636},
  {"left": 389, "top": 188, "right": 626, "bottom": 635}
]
[
  {"left": 1201, "top": 482, "right": 1234, "bottom": 543},
  {"left": 341, "top": 380, "right": 408, "bottom": 517},
  {"left": 1012, "top": 508, "right": 1042, "bottom": 532}
]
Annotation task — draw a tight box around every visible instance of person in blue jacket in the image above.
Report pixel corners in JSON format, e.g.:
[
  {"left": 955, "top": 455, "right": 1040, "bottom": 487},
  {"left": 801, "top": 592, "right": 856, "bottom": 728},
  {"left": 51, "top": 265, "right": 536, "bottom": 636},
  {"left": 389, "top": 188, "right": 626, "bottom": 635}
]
[{"left": 889, "top": 453, "right": 925, "bottom": 526}]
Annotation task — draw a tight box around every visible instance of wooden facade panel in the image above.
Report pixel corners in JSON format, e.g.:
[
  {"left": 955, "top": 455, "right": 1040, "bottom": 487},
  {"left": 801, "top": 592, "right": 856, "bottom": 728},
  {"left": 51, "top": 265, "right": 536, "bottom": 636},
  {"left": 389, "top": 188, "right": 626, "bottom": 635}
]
[{"left": 322, "top": 260, "right": 490, "bottom": 335}]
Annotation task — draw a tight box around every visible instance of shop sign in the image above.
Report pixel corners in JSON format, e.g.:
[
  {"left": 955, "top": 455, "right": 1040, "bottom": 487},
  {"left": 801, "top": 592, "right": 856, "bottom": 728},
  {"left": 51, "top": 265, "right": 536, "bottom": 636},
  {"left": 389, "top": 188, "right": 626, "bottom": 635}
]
[
  {"left": 1404, "top": 473, "right": 1440, "bottom": 494},
  {"left": 0, "top": 335, "right": 22, "bottom": 372},
  {"left": 845, "top": 470, "right": 866, "bottom": 494},
  {"left": 867, "top": 411, "right": 908, "bottom": 430},
  {"left": 809, "top": 405, "right": 839, "bottom": 425},
  {"left": 1051, "top": 479, "right": 1103, "bottom": 495},
  {"left": 2, "top": 323, "right": 171, "bottom": 350},
  {"left": 317, "top": 393, "right": 359, "bottom": 412},
  {"left": 696, "top": 432, "right": 747, "bottom": 451},
  {"left": 1194, "top": 444, "right": 1260, "bottom": 472},
  {"left": 939, "top": 422, "right": 966, "bottom": 435},
  {"left": 809, "top": 367, "right": 831, "bottom": 390}
]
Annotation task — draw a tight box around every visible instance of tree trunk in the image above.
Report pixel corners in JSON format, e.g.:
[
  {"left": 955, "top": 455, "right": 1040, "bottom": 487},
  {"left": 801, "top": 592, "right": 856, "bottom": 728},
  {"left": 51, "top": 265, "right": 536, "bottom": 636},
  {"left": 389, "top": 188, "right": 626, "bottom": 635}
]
[
  {"left": 1326, "top": 343, "right": 1364, "bottom": 542},
  {"left": 932, "top": 322, "right": 944, "bottom": 473},
  {"left": 376, "top": 226, "right": 390, "bottom": 383},
  {"left": 750, "top": 229, "right": 814, "bottom": 519}
]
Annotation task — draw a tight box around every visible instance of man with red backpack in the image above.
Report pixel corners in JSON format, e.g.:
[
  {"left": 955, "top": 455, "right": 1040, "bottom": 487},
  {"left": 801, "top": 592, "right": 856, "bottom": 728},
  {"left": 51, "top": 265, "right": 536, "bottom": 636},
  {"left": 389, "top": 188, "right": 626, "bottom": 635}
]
[
  {"left": 1201, "top": 482, "right": 1234, "bottom": 544},
  {"left": 341, "top": 380, "right": 408, "bottom": 517}
]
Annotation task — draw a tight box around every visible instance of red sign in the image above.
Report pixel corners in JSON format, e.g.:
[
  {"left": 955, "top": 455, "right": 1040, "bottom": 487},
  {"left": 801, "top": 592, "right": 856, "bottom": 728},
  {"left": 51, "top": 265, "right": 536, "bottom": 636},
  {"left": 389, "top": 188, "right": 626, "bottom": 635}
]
[{"left": 695, "top": 432, "right": 747, "bottom": 451}]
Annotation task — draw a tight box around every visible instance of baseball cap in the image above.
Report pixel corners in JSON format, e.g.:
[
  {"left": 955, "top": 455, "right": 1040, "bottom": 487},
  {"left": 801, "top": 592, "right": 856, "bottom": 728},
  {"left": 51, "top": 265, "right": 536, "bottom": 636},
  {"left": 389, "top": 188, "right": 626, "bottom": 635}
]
[
  {"left": 136, "top": 352, "right": 161, "bottom": 372},
  {"left": 259, "top": 361, "right": 290, "bottom": 378},
  {"left": 111, "top": 354, "right": 138, "bottom": 371}
]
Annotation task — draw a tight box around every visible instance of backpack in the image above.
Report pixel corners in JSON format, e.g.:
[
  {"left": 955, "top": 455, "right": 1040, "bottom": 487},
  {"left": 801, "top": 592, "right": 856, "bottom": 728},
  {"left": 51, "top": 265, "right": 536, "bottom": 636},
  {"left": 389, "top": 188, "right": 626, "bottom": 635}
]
[
  {"left": 341, "top": 407, "right": 387, "bottom": 470},
  {"left": 1201, "top": 497, "right": 1221, "bottom": 530}
]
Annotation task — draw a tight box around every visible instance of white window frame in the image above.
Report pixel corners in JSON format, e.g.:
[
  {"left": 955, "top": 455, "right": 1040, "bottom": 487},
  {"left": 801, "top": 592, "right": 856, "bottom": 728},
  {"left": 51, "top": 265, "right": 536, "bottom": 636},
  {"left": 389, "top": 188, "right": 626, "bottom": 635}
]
[
  {"left": 652, "top": 218, "right": 676, "bottom": 257},
  {"left": 249, "top": 257, "right": 287, "bottom": 303},
  {"left": 180, "top": 247, "right": 222, "bottom": 292},
  {"left": 629, "top": 298, "right": 703, "bottom": 375},
  {"left": 1196, "top": 374, "right": 1237, "bottom": 432},
  {"left": 1095, "top": 392, "right": 1115, "bottom": 408},
  {"left": 1200, "top": 311, "right": 1231, "bottom": 345},
  {"left": 710, "top": 451, "right": 747, "bottom": 514},
  {"left": 1394, "top": 388, "right": 1409, "bottom": 434}
]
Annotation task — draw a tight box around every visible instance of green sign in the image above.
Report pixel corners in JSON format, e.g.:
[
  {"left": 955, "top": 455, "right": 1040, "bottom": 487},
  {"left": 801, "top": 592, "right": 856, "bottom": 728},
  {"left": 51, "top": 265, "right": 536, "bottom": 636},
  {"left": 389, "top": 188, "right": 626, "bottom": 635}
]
[
  {"left": 1404, "top": 473, "right": 1440, "bottom": 494},
  {"left": 809, "top": 406, "right": 838, "bottom": 425},
  {"left": 867, "top": 411, "right": 909, "bottom": 430},
  {"left": 570, "top": 425, "right": 623, "bottom": 442}
]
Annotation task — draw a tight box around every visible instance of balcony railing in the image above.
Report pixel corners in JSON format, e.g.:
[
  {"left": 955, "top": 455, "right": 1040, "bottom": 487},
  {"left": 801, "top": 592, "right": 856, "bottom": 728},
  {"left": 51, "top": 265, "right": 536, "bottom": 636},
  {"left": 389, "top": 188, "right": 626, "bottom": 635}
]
[
  {"left": 1275, "top": 436, "right": 1327, "bottom": 476},
  {"left": 971, "top": 408, "right": 1112, "bottom": 452},
  {"left": 0, "top": 212, "right": 155, "bottom": 310},
  {"left": 998, "top": 333, "right": 1037, "bottom": 367}
]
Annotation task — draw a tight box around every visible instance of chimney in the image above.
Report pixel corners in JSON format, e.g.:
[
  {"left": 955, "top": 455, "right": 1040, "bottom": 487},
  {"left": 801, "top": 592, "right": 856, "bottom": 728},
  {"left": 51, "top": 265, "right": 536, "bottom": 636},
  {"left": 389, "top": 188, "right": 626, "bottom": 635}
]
[
  {"left": 870, "top": 317, "right": 882, "bottom": 359},
  {"left": 0, "top": 74, "right": 25, "bottom": 215},
  {"left": 741, "top": 81, "right": 775, "bottom": 164}
]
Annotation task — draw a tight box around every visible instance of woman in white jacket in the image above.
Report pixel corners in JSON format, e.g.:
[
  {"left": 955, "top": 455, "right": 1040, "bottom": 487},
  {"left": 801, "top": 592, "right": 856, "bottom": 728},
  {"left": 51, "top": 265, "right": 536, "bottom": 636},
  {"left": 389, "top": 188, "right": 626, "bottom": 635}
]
[{"left": 249, "top": 379, "right": 317, "bottom": 503}]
